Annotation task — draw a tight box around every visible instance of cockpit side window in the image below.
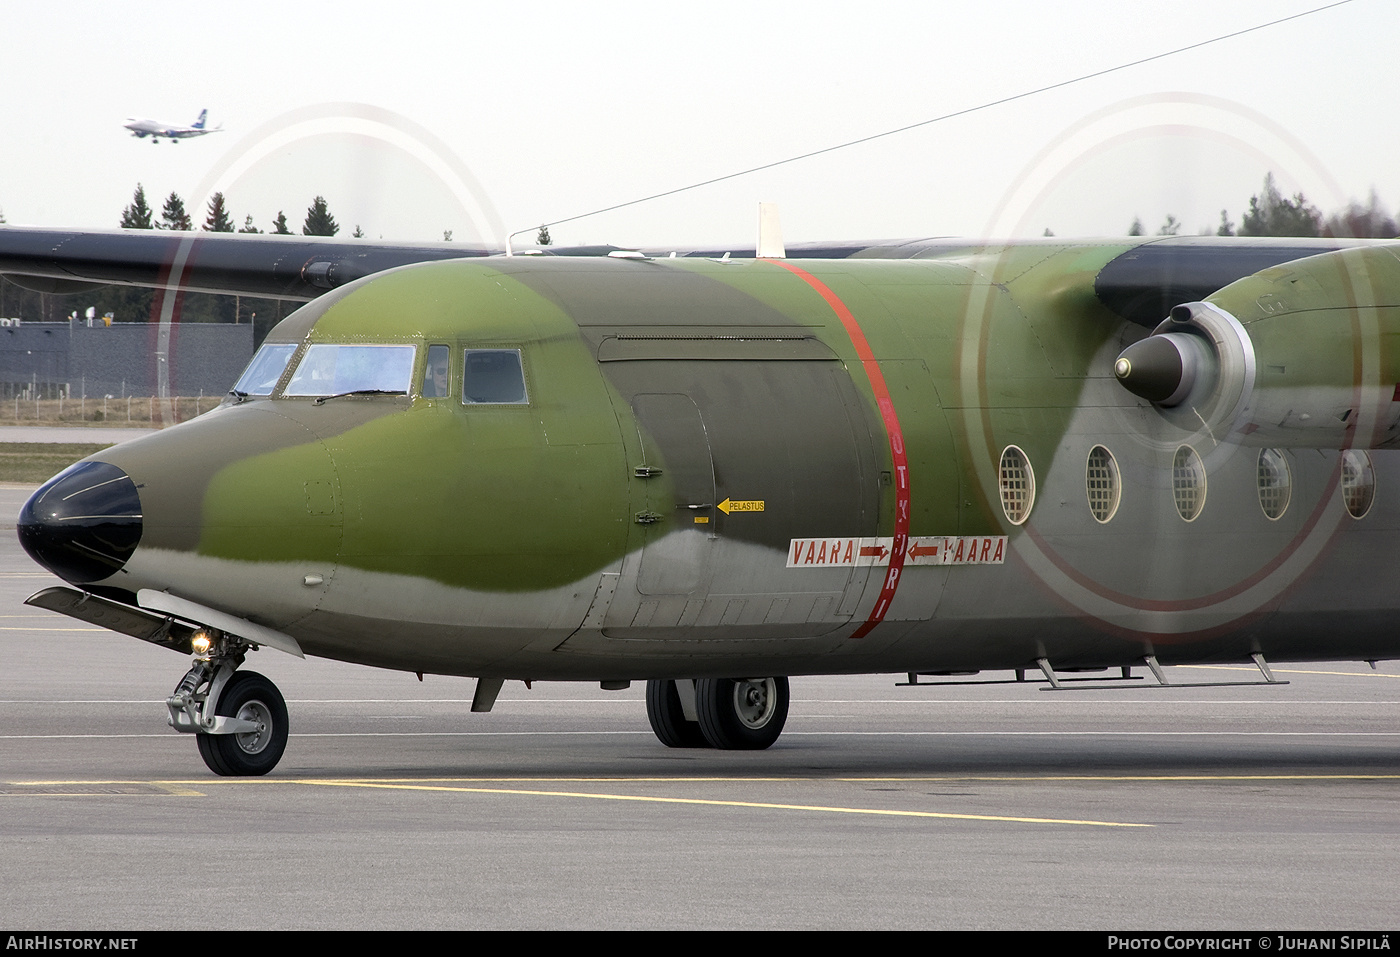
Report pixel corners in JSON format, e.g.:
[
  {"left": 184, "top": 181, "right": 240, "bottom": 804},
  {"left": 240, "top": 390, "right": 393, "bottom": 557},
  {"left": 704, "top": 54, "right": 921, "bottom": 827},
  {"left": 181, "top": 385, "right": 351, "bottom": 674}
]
[
  {"left": 284, "top": 344, "right": 416, "bottom": 397},
  {"left": 463, "top": 349, "right": 528, "bottom": 404},
  {"left": 422, "top": 344, "right": 450, "bottom": 398},
  {"left": 232, "top": 343, "right": 297, "bottom": 396}
]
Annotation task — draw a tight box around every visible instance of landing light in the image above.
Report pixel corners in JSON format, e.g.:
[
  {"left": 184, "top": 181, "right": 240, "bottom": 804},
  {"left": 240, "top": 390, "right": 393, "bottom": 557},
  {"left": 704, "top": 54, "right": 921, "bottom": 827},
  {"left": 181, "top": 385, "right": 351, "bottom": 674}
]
[{"left": 190, "top": 630, "right": 212, "bottom": 655}]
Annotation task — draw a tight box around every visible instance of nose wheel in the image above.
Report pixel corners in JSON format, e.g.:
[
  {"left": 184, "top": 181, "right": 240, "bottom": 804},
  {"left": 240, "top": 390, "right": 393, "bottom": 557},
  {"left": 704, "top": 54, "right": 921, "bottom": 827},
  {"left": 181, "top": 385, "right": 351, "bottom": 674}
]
[{"left": 193, "top": 671, "right": 289, "bottom": 776}]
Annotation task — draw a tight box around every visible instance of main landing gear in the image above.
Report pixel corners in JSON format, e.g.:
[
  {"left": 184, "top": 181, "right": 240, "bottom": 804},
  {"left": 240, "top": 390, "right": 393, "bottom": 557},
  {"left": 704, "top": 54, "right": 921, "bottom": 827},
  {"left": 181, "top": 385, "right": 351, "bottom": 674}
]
[
  {"left": 645, "top": 677, "right": 790, "bottom": 750},
  {"left": 167, "top": 631, "right": 289, "bottom": 776}
]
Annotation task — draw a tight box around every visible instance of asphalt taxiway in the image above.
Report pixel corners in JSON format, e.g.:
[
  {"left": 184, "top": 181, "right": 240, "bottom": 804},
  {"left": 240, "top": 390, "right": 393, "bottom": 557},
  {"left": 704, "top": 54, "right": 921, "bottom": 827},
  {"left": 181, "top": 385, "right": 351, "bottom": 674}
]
[{"left": 1, "top": 480, "right": 1397, "bottom": 930}]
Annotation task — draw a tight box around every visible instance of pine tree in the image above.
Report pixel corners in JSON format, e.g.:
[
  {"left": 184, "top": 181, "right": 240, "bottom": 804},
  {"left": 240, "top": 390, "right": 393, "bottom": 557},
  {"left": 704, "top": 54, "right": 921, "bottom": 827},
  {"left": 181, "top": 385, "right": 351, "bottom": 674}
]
[
  {"left": 1157, "top": 215, "right": 1181, "bottom": 236},
  {"left": 203, "top": 192, "right": 235, "bottom": 232},
  {"left": 238, "top": 215, "right": 262, "bottom": 234},
  {"left": 302, "top": 196, "right": 339, "bottom": 236},
  {"left": 272, "top": 211, "right": 291, "bottom": 235},
  {"left": 1323, "top": 190, "right": 1398, "bottom": 238},
  {"left": 120, "top": 184, "right": 154, "bottom": 229},
  {"left": 159, "top": 192, "right": 192, "bottom": 230},
  {"left": 354, "top": 225, "right": 365, "bottom": 238},
  {"left": 1240, "top": 173, "right": 1321, "bottom": 237},
  {"left": 536, "top": 224, "right": 552, "bottom": 246},
  {"left": 1127, "top": 217, "right": 1144, "bottom": 236},
  {"left": 1216, "top": 210, "right": 1235, "bottom": 236}
]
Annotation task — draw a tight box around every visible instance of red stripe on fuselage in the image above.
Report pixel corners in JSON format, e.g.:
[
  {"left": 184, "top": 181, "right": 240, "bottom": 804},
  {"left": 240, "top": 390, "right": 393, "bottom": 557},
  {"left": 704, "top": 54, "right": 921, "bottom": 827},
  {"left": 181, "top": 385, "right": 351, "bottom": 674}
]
[{"left": 768, "top": 260, "right": 909, "bottom": 639}]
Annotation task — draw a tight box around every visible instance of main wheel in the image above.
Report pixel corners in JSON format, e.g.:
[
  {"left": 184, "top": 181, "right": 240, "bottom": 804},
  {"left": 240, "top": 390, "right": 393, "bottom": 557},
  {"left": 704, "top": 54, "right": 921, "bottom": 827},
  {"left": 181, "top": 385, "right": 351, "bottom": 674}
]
[
  {"left": 694, "top": 677, "right": 789, "bottom": 750},
  {"left": 645, "top": 679, "right": 708, "bottom": 748},
  {"left": 195, "top": 671, "right": 288, "bottom": 776}
]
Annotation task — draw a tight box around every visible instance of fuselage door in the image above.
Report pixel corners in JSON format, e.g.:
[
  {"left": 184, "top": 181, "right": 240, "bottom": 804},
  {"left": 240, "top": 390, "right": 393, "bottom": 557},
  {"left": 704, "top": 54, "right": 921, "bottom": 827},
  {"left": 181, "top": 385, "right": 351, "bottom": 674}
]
[
  {"left": 599, "top": 345, "right": 880, "bottom": 640},
  {"left": 630, "top": 392, "right": 716, "bottom": 595}
]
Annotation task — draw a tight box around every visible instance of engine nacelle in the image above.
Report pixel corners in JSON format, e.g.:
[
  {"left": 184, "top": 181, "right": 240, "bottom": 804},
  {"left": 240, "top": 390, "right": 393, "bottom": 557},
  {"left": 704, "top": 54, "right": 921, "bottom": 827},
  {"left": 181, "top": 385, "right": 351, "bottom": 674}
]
[
  {"left": 1114, "top": 302, "right": 1255, "bottom": 435},
  {"left": 1114, "top": 244, "right": 1400, "bottom": 449}
]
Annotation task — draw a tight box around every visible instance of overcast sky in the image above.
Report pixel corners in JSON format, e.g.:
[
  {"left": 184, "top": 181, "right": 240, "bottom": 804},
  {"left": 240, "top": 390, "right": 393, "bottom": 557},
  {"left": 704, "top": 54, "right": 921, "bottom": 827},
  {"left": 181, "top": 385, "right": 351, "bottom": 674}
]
[{"left": 2, "top": 0, "right": 1394, "bottom": 248}]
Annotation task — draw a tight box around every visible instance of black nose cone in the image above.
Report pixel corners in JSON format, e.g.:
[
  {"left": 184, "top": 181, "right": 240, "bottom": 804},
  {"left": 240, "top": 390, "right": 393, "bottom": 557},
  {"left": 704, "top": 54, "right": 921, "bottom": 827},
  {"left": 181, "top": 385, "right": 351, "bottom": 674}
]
[{"left": 18, "top": 461, "right": 143, "bottom": 584}]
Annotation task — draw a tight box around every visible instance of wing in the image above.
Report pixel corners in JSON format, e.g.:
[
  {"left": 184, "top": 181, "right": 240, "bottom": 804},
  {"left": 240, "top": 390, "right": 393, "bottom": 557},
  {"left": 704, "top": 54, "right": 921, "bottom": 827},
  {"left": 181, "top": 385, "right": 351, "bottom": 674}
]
[
  {"left": 0, "top": 225, "right": 1366, "bottom": 326},
  {"left": 0, "top": 226, "right": 495, "bottom": 299}
]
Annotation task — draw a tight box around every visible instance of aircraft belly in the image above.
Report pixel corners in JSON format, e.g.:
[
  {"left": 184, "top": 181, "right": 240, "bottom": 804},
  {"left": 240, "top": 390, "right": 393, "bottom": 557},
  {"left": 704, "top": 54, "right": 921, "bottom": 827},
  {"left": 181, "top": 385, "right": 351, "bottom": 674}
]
[
  {"left": 117, "top": 547, "right": 606, "bottom": 675},
  {"left": 563, "top": 532, "right": 855, "bottom": 645},
  {"left": 118, "top": 549, "right": 336, "bottom": 636}
]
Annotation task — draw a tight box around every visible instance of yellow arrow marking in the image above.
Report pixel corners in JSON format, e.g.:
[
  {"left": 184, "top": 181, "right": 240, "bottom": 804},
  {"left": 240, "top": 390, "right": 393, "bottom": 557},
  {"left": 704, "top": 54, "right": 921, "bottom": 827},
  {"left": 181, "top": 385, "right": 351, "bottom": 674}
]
[{"left": 717, "top": 498, "right": 764, "bottom": 514}]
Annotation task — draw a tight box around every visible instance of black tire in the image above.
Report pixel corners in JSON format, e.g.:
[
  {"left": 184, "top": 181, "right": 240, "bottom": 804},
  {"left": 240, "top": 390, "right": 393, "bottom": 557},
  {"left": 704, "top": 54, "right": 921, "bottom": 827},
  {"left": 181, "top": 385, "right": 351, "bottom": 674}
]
[
  {"left": 694, "top": 676, "right": 789, "bottom": 750},
  {"left": 645, "top": 679, "right": 709, "bottom": 748},
  {"left": 195, "top": 671, "right": 288, "bottom": 776}
]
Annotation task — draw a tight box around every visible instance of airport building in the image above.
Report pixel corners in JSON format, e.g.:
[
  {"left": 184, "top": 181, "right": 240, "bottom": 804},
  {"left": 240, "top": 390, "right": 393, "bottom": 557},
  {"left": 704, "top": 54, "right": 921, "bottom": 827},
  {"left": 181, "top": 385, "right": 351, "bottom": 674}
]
[{"left": 0, "top": 319, "right": 252, "bottom": 399}]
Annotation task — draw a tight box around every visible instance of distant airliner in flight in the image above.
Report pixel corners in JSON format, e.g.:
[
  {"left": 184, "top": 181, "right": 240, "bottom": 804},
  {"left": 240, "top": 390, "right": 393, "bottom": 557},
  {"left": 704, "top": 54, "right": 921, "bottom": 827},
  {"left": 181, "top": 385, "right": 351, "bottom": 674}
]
[{"left": 123, "top": 109, "right": 221, "bottom": 143}]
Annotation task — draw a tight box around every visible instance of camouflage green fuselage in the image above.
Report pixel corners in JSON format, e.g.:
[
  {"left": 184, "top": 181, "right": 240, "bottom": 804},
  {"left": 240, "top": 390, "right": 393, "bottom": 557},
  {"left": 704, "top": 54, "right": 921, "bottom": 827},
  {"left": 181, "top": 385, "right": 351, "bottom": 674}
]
[{"left": 84, "top": 242, "right": 1400, "bottom": 679}]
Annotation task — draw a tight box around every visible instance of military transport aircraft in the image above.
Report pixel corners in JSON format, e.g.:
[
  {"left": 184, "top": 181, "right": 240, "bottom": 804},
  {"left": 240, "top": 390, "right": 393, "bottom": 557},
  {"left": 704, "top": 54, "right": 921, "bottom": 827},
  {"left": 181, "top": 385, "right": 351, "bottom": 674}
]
[
  {"left": 123, "top": 109, "right": 221, "bottom": 143},
  {"left": 2, "top": 224, "right": 1397, "bottom": 775}
]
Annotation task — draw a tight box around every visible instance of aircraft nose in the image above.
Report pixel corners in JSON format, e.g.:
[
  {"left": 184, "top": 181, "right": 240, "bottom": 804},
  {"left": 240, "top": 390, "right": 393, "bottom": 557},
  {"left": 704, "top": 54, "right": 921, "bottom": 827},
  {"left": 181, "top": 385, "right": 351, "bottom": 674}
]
[{"left": 17, "top": 461, "right": 143, "bottom": 584}]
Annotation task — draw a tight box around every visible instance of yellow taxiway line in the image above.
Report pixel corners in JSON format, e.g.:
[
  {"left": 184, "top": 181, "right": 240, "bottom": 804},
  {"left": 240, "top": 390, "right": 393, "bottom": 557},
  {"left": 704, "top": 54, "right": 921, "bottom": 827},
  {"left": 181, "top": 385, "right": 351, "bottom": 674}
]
[
  {"left": 11, "top": 771, "right": 1399, "bottom": 829},
  {"left": 3, "top": 775, "right": 1151, "bottom": 827},
  {"left": 294, "top": 778, "right": 1153, "bottom": 827}
]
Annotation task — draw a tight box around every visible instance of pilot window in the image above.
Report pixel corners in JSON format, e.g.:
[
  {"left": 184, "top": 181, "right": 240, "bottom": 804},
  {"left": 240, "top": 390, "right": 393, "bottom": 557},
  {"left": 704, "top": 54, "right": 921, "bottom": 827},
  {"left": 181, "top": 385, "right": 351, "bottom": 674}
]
[
  {"left": 232, "top": 343, "right": 297, "bottom": 396},
  {"left": 284, "top": 344, "right": 416, "bottom": 397},
  {"left": 463, "top": 349, "right": 528, "bottom": 404},
  {"left": 422, "top": 345, "right": 450, "bottom": 398}
]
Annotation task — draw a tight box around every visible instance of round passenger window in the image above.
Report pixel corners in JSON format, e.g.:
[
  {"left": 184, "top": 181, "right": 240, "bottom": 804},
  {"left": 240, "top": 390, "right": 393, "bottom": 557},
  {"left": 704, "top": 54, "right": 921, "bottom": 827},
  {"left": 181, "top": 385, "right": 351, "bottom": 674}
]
[
  {"left": 1085, "top": 446, "right": 1121, "bottom": 524},
  {"left": 999, "top": 446, "right": 1035, "bottom": 526},
  {"left": 1257, "top": 448, "right": 1292, "bottom": 521},
  {"left": 1341, "top": 450, "right": 1375, "bottom": 519},
  {"left": 1172, "top": 446, "right": 1206, "bottom": 522}
]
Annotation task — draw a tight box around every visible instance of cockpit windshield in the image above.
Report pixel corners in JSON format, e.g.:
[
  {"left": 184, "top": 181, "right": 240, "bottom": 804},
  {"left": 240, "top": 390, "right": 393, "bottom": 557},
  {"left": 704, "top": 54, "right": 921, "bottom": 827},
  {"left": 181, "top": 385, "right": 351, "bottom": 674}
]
[
  {"left": 284, "top": 344, "right": 416, "bottom": 397},
  {"left": 231, "top": 343, "right": 297, "bottom": 396}
]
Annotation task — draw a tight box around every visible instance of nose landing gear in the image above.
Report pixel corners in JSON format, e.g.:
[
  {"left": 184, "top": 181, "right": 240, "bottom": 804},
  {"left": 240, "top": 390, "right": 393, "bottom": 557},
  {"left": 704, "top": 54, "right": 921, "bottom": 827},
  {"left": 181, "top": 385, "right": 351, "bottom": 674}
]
[
  {"left": 194, "top": 671, "right": 289, "bottom": 776},
  {"left": 166, "top": 631, "right": 289, "bottom": 776}
]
